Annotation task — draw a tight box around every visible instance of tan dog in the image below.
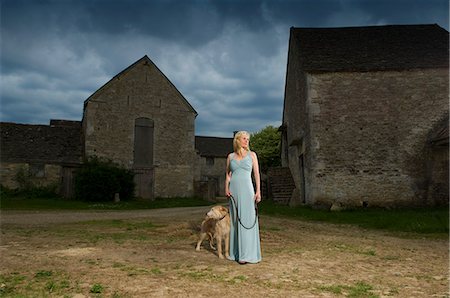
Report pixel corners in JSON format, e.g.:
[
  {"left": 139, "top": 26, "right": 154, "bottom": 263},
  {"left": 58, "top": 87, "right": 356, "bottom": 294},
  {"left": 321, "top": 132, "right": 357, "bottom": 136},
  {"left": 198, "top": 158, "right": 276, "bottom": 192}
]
[{"left": 195, "top": 205, "right": 230, "bottom": 259}]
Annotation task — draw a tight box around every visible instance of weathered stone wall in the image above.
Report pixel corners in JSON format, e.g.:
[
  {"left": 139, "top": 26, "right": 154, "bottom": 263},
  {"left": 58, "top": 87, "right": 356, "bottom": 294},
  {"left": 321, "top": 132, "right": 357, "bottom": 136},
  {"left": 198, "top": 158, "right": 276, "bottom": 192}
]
[
  {"left": 83, "top": 58, "right": 197, "bottom": 198},
  {"left": 0, "top": 162, "right": 62, "bottom": 189},
  {"left": 281, "top": 33, "right": 313, "bottom": 206},
  {"left": 426, "top": 146, "right": 449, "bottom": 205},
  {"left": 306, "top": 69, "right": 449, "bottom": 207},
  {"left": 193, "top": 154, "right": 227, "bottom": 198}
]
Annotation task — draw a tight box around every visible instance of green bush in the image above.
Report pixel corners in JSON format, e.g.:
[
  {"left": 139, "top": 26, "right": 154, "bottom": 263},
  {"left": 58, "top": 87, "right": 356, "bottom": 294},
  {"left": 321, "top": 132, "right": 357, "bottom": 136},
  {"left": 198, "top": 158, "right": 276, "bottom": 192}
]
[{"left": 74, "top": 157, "right": 135, "bottom": 202}]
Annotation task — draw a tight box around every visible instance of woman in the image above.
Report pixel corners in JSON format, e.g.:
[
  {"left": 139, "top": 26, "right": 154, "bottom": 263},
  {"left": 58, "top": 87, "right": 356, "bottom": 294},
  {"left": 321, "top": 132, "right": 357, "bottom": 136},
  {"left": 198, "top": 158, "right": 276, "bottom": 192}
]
[{"left": 225, "top": 131, "right": 262, "bottom": 264}]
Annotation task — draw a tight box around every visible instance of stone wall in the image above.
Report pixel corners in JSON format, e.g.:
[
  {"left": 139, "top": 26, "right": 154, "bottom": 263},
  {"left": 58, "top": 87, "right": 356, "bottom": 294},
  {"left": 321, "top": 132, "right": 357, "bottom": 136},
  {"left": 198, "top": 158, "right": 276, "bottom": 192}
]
[
  {"left": 281, "top": 33, "right": 312, "bottom": 206},
  {"left": 0, "top": 162, "right": 62, "bottom": 189},
  {"left": 426, "top": 146, "right": 449, "bottom": 205},
  {"left": 306, "top": 69, "right": 448, "bottom": 207},
  {"left": 194, "top": 154, "right": 227, "bottom": 199}
]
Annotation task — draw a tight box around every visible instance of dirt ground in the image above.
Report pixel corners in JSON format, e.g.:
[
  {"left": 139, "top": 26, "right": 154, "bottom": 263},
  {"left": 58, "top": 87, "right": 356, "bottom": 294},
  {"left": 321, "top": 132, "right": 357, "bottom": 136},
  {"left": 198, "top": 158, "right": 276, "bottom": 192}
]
[{"left": 0, "top": 207, "right": 448, "bottom": 297}]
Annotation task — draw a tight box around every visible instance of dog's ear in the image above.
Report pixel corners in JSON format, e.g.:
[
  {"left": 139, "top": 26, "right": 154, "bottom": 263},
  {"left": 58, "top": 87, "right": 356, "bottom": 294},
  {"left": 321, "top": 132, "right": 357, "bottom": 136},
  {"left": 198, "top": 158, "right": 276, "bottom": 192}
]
[{"left": 220, "top": 206, "right": 228, "bottom": 213}]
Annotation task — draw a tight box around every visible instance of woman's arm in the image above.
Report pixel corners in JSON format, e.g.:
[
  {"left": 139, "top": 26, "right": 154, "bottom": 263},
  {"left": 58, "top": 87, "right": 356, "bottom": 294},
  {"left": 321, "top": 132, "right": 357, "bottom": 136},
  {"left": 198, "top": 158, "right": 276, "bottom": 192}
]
[
  {"left": 251, "top": 151, "right": 261, "bottom": 203},
  {"left": 225, "top": 153, "right": 232, "bottom": 197}
]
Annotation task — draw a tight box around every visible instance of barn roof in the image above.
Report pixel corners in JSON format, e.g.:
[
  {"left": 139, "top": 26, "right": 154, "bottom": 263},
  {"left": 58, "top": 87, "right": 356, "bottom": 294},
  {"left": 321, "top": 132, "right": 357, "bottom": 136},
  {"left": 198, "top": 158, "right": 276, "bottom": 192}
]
[
  {"left": 195, "top": 136, "right": 233, "bottom": 157},
  {"left": 290, "top": 24, "right": 449, "bottom": 72},
  {"left": 0, "top": 121, "right": 83, "bottom": 164}
]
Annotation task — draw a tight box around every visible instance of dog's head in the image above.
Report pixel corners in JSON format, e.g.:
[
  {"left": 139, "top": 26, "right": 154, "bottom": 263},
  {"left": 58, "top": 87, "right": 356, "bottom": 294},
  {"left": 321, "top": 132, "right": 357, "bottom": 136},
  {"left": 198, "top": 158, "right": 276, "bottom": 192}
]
[{"left": 206, "top": 205, "right": 229, "bottom": 220}]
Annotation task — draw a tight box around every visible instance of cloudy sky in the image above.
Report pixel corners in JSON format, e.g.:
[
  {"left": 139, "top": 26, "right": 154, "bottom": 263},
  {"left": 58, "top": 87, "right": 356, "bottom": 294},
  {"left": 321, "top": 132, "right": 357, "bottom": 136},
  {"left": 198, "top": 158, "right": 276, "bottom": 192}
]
[{"left": 1, "top": 0, "right": 448, "bottom": 137}]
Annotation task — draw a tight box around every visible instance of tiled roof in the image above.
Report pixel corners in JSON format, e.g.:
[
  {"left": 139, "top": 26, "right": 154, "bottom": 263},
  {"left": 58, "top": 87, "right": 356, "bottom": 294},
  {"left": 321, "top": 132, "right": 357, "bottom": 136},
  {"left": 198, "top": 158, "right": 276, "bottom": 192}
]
[
  {"left": 0, "top": 121, "right": 83, "bottom": 164},
  {"left": 291, "top": 24, "right": 449, "bottom": 72},
  {"left": 195, "top": 136, "right": 233, "bottom": 157}
]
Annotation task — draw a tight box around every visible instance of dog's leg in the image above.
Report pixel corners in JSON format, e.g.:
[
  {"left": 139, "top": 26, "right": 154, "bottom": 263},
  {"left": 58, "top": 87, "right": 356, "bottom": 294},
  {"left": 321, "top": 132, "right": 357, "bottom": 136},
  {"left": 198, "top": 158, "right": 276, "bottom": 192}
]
[
  {"left": 224, "top": 233, "right": 230, "bottom": 258},
  {"left": 208, "top": 233, "right": 216, "bottom": 250},
  {"left": 216, "top": 236, "right": 224, "bottom": 259},
  {"left": 196, "top": 232, "right": 207, "bottom": 251}
]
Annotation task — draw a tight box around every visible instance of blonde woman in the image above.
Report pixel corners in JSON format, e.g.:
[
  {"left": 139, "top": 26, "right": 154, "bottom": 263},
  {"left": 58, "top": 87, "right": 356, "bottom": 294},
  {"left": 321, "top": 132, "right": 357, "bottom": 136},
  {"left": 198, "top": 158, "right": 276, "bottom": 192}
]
[{"left": 225, "top": 131, "right": 262, "bottom": 264}]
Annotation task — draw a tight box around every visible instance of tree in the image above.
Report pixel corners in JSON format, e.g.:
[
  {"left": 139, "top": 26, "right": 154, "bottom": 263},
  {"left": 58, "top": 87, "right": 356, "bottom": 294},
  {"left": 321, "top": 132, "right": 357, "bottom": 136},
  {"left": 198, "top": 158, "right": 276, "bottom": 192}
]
[{"left": 250, "top": 125, "right": 281, "bottom": 172}]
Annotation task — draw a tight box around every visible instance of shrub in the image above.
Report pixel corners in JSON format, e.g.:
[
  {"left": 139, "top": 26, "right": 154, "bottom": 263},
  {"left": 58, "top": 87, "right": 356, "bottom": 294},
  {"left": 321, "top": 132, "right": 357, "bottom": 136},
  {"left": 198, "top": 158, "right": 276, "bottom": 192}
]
[{"left": 74, "top": 157, "right": 135, "bottom": 202}]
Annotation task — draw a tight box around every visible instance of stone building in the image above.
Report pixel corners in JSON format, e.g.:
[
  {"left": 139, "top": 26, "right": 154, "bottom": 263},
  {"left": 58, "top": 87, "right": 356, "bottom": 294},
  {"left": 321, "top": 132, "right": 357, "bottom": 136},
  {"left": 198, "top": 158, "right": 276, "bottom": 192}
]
[
  {"left": 194, "top": 136, "right": 233, "bottom": 200},
  {"left": 1, "top": 55, "right": 230, "bottom": 199},
  {"left": 281, "top": 24, "right": 449, "bottom": 208},
  {"left": 82, "top": 55, "right": 197, "bottom": 198},
  {"left": 0, "top": 120, "right": 82, "bottom": 197},
  {"left": 426, "top": 114, "right": 449, "bottom": 205}
]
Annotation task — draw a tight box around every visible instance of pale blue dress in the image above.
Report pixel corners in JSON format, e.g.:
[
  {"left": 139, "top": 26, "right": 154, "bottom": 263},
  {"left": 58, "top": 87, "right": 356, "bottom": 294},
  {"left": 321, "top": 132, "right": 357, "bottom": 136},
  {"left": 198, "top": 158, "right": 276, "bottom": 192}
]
[{"left": 228, "top": 152, "right": 262, "bottom": 263}]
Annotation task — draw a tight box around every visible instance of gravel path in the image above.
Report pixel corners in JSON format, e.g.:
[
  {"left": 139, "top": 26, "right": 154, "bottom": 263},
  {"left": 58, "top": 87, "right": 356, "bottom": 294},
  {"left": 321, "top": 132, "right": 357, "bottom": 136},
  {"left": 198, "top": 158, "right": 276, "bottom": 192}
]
[{"left": 0, "top": 206, "right": 210, "bottom": 226}]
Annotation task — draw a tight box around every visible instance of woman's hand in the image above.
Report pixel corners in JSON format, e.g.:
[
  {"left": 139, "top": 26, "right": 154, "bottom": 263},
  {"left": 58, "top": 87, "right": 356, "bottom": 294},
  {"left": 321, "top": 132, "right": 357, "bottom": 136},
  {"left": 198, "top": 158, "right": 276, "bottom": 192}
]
[
  {"left": 254, "top": 192, "right": 261, "bottom": 203},
  {"left": 226, "top": 190, "right": 232, "bottom": 197}
]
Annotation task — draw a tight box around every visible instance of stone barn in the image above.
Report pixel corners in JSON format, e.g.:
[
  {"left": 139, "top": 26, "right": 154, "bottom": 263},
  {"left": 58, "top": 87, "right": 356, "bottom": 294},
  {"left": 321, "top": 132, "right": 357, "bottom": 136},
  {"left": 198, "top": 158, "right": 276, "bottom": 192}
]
[
  {"left": 280, "top": 24, "right": 449, "bottom": 208},
  {"left": 194, "top": 136, "right": 233, "bottom": 200},
  {"left": 0, "top": 120, "right": 82, "bottom": 197},
  {"left": 1, "top": 55, "right": 204, "bottom": 199},
  {"left": 82, "top": 55, "right": 198, "bottom": 199}
]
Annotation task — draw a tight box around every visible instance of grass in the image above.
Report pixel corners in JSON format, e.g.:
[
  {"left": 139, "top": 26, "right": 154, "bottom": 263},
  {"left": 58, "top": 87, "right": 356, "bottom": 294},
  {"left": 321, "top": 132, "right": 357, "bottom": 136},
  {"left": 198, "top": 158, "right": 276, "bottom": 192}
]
[
  {"left": 0, "top": 270, "right": 75, "bottom": 297},
  {"left": 0, "top": 195, "right": 213, "bottom": 210},
  {"left": 1, "top": 192, "right": 448, "bottom": 235},
  {"left": 258, "top": 200, "right": 449, "bottom": 235},
  {"left": 318, "top": 281, "right": 379, "bottom": 297}
]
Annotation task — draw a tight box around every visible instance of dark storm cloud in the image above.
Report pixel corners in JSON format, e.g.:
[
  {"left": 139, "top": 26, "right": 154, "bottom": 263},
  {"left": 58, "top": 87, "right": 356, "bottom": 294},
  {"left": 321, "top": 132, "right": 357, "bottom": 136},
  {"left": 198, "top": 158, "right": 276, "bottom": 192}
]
[{"left": 1, "top": 0, "right": 448, "bottom": 136}]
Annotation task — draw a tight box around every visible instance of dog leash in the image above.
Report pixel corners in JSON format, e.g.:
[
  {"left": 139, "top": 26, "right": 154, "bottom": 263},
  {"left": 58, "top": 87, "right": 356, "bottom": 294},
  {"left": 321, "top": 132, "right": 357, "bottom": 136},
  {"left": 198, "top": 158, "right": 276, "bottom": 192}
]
[{"left": 228, "top": 194, "right": 258, "bottom": 230}]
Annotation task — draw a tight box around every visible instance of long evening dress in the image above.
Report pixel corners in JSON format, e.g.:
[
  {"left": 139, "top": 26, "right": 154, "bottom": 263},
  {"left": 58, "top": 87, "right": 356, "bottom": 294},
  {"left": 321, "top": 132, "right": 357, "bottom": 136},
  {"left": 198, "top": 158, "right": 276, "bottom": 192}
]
[{"left": 228, "top": 152, "right": 261, "bottom": 263}]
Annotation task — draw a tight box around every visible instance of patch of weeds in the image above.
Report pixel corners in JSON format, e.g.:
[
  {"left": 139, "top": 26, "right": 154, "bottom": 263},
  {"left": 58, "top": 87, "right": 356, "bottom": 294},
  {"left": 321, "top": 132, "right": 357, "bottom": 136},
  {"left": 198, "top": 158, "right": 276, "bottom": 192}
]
[
  {"left": 360, "top": 249, "right": 376, "bottom": 256},
  {"left": 269, "top": 282, "right": 284, "bottom": 289},
  {"left": 0, "top": 272, "right": 27, "bottom": 295},
  {"left": 386, "top": 287, "right": 400, "bottom": 296},
  {"left": 233, "top": 275, "right": 248, "bottom": 282},
  {"left": 318, "top": 281, "right": 378, "bottom": 298},
  {"left": 127, "top": 221, "right": 161, "bottom": 230},
  {"left": 118, "top": 265, "right": 153, "bottom": 277},
  {"left": 151, "top": 267, "right": 162, "bottom": 275},
  {"left": 261, "top": 225, "right": 282, "bottom": 231},
  {"left": 45, "top": 280, "right": 57, "bottom": 292},
  {"left": 112, "top": 291, "right": 124, "bottom": 298},
  {"left": 183, "top": 270, "right": 209, "bottom": 280},
  {"left": 109, "top": 233, "right": 128, "bottom": 244},
  {"left": 318, "top": 284, "right": 343, "bottom": 294},
  {"left": 113, "top": 262, "right": 126, "bottom": 268},
  {"left": 415, "top": 274, "right": 434, "bottom": 282},
  {"left": 134, "top": 234, "right": 149, "bottom": 241},
  {"left": 180, "top": 269, "right": 227, "bottom": 283},
  {"left": 59, "top": 279, "right": 70, "bottom": 289},
  {"left": 84, "top": 258, "right": 101, "bottom": 266},
  {"left": 35, "top": 270, "right": 53, "bottom": 278},
  {"left": 90, "top": 283, "right": 104, "bottom": 294},
  {"left": 347, "top": 281, "right": 378, "bottom": 297},
  {"left": 88, "top": 234, "right": 106, "bottom": 244}
]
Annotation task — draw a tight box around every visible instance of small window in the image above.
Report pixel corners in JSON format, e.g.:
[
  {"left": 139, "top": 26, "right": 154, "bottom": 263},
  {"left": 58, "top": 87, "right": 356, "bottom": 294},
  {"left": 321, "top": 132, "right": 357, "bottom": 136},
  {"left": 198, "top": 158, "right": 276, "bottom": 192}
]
[
  {"left": 29, "top": 163, "right": 45, "bottom": 178},
  {"left": 206, "top": 157, "right": 215, "bottom": 166}
]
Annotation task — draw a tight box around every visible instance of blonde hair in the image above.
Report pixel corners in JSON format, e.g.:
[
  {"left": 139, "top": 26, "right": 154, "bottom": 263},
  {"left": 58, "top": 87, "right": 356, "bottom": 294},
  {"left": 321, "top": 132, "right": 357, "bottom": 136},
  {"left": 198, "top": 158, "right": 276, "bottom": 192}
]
[{"left": 233, "top": 131, "right": 250, "bottom": 153}]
